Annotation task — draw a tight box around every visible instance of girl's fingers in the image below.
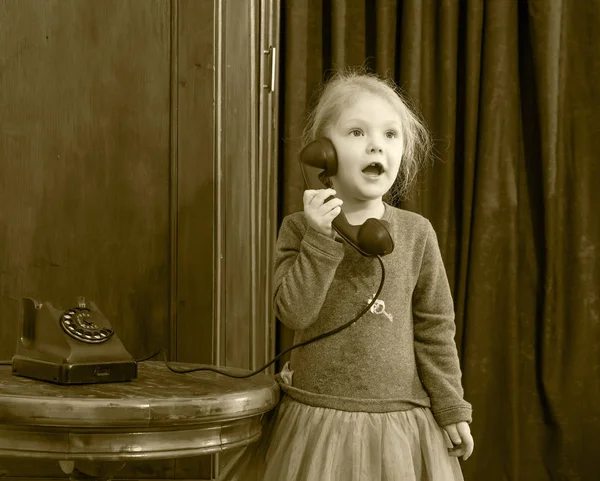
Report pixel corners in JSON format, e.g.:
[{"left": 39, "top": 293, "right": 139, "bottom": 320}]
[
  {"left": 446, "top": 422, "right": 474, "bottom": 461},
  {"left": 325, "top": 206, "right": 342, "bottom": 220},
  {"left": 307, "top": 188, "right": 337, "bottom": 206},
  {"left": 322, "top": 197, "right": 343, "bottom": 211},
  {"left": 302, "top": 188, "right": 342, "bottom": 237},
  {"left": 457, "top": 423, "right": 474, "bottom": 460},
  {"left": 447, "top": 445, "right": 466, "bottom": 457},
  {"left": 444, "top": 425, "right": 462, "bottom": 446},
  {"left": 303, "top": 189, "right": 319, "bottom": 205}
]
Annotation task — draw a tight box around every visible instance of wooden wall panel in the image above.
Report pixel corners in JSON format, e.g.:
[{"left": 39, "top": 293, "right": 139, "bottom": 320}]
[
  {"left": 215, "top": 0, "right": 258, "bottom": 370},
  {"left": 175, "top": 0, "right": 215, "bottom": 366},
  {"left": 0, "top": 0, "right": 175, "bottom": 478},
  {"left": 0, "top": 0, "right": 171, "bottom": 363}
]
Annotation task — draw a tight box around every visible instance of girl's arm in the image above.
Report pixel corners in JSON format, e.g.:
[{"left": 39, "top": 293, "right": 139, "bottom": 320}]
[
  {"left": 273, "top": 215, "right": 345, "bottom": 330},
  {"left": 412, "top": 221, "right": 472, "bottom": 427}
]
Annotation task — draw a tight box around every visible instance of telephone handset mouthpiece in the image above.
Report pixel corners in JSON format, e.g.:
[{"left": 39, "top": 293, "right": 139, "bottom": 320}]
[{"left": 300, "top": 138, "right": 394, "bottom": 257}]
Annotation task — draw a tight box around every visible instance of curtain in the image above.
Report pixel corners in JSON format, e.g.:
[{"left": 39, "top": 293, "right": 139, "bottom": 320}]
[{"left": 276, "top": 0, "right": 600, "bottom": 479}]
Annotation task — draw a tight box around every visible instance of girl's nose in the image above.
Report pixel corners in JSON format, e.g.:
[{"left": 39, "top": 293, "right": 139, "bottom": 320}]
[{"left": 366, "top": 141, "right": 383, "bottom": 154}]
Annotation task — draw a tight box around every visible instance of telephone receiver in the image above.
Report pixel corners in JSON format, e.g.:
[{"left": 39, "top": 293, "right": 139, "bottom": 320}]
[{"left": 300, "top": 137, "right": 394, "bottom": 257}]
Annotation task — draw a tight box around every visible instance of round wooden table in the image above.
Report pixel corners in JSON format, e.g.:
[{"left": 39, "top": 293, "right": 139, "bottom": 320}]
[{"left": 0, "top": 361, "right": 280, "bottom": 480}]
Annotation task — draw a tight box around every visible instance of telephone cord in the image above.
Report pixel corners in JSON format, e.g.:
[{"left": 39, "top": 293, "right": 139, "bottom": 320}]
[{"left": 153, "top": 254, "right": 385, "bottom": 379}]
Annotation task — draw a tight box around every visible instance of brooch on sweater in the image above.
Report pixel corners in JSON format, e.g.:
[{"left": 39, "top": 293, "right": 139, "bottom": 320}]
[{"left": 367, "top": 295, "right": 394, "bottom": 322}]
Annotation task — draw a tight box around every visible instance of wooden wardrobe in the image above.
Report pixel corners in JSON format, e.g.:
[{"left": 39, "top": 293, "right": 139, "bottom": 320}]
[{"left": 0, "top": 0, "right": 280, "bottom": 478}]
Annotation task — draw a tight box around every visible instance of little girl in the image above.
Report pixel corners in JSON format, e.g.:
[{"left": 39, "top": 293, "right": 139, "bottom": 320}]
[{"left": 221, "top": 70, "right": 473, "bottom": 481}]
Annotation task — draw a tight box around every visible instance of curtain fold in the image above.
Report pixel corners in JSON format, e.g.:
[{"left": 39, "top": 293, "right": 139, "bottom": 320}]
[{"left": 277, "top": 1, "right": 600, "bottom": 478}]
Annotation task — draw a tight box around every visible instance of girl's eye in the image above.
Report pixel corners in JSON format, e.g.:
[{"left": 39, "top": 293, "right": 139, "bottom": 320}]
[
  {"left": 385, "top": 130, "right": 397, "bottom": 139},
  {"left": 350, "top": 129, "right": 363, "bottom": 137}
]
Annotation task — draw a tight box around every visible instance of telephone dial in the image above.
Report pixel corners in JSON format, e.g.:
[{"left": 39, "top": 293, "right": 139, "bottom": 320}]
[
  {"left": 11, "top": 297, "right": 137, "bottom": 384},
  {"left": 299, "top": 137, "right": 394, "bottom": 257}
]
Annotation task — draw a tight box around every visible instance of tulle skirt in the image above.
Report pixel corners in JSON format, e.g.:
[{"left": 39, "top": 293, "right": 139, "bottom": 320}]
[{"left": 219, "top": 395, "right": 464, "bottom": 481}]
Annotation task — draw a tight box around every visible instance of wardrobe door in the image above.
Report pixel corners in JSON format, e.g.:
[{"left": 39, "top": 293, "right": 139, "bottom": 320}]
[
  {"left": 175, "top": 0, "right": 280, "bottom": 476},
  {"left": 0, "top": 0, "right": 278, "bottom": 479}
]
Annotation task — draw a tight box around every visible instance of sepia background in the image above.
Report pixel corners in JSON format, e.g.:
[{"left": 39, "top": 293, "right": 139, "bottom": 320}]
[{"left": 1, "top": 0, "right": 599, "bottom": 480}]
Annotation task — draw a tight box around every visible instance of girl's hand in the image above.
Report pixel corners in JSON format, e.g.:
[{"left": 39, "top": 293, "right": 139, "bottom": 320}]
[
  {"left": 303, "top": 189, "right": 343, "bottom": 238},
  {"left": 443, "top": 421, "right": 474, "bottom": 461}
]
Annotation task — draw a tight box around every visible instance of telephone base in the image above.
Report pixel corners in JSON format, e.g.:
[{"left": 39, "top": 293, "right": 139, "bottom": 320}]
[{"left": 11, "top": 355, "right": 137, "bottom": 385}]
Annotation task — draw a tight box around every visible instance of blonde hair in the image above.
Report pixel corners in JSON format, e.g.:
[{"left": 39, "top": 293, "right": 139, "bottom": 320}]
[{"left": 301, "top": 68, "right": 432, "bottom": 202}]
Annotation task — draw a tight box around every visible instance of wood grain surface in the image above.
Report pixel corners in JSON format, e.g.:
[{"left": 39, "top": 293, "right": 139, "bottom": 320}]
[{"left": 0, "top": 362, "right": 279, "bottom": 460}]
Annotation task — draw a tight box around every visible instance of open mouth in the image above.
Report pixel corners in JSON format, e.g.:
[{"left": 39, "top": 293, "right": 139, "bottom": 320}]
[{"left": 362, "top": 162, "right": 384, "bottom": 176}]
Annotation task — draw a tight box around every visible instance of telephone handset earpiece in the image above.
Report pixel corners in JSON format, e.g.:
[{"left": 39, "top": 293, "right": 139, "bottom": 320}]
[{"left": 300, "top": 138, "right": 394, "bottom": 257}]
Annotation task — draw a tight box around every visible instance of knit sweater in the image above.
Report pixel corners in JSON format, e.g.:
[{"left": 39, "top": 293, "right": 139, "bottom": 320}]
[{"left": 273, "top": 203, "right": 472, "bottom": 427}]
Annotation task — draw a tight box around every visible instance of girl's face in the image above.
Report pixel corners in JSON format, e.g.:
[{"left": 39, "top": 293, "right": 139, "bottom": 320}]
[{"left": 325, "top": 92, "right": 404, "bottom": 204}]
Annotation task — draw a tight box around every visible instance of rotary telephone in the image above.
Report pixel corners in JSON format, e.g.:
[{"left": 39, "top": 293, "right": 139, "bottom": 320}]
[
  {"left": 299, "top": 137, "right": 394, "bottom": 256},
  {"left": 11, "top": 297, "right": 137, "bottom": 384}
]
